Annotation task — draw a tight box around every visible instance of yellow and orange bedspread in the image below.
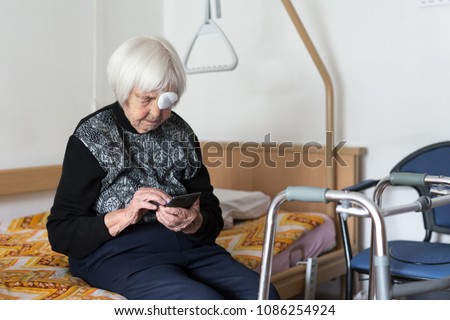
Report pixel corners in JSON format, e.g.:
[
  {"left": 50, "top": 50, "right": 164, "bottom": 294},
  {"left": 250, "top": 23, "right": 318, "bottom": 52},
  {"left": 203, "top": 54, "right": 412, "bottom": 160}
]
[{"left": 0, "top": 211, "right": 325, "bottom": 300}]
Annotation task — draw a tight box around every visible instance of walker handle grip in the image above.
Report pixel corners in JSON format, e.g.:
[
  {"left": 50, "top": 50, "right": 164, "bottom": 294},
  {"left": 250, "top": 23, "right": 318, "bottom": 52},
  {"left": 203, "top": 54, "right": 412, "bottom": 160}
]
[
  {"left": 285, "top": 186, "right": 329, "bottom": 203},
  {"left": 390, "top": 172, "right": 427, "bottom": 186}
]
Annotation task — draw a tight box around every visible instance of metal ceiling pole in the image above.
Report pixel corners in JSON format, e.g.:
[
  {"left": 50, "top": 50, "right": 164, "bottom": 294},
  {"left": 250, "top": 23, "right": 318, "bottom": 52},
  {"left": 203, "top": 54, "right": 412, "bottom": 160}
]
[{"left": 280, "top": 0, "right": 336, "bottom": 199}]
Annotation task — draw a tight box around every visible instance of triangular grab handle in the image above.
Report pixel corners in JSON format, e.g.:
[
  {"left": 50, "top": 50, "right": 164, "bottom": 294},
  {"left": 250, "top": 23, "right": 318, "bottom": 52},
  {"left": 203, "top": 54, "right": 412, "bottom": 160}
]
[{"left": 183, "top": 0, "right": 238, "bottom": 74}]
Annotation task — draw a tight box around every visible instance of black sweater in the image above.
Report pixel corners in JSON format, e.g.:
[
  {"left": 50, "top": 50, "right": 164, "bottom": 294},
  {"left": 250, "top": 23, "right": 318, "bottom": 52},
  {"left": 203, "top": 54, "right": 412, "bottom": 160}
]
[{"left": 47, "top": 103, "right": 223, "bottom": 259}]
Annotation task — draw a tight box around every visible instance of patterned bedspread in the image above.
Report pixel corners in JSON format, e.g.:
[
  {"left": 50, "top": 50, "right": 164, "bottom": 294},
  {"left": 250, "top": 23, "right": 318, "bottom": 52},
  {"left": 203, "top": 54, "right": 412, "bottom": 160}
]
[
  {"left": 0, "top": 211, "right": 324, "bottom": 300},
  {"left": 216, "top": 211, "right": 325, "bottom": 270},
  {"left": 0, "top": 212, "right": 125, "bottom": 300}
]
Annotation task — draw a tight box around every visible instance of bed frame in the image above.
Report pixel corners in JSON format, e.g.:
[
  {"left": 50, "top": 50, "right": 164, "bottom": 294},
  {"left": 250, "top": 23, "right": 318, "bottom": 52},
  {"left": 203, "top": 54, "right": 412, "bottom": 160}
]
[{"left": 0, "top": 141, "right": 366, "bottom": 299}]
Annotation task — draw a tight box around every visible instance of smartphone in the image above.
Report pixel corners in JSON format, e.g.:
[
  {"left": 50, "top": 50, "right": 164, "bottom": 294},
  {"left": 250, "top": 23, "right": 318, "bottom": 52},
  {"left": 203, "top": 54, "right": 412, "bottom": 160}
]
[{"left": 165, "top": 192, "right": 201, "bottom": 209}]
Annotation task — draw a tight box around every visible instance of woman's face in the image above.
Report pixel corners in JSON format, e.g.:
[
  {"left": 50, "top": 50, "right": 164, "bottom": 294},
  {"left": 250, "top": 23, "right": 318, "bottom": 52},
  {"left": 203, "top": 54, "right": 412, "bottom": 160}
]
[{"left": 123, "top": 88, "right": 173, "bottom": 134}]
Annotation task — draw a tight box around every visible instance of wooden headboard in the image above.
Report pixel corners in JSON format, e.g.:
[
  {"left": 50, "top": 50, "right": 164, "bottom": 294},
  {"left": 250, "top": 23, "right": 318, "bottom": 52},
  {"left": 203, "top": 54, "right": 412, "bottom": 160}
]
[
  {"left": 0, "top": 142, "right": 366, "bottom": 196},
  {"left": 202, "top": 142, "right": 366, "bottom": 211},
  {"left": 0, "top": 165, "right": 62, "bottom": 197},
  {"left": 201, "top": 141, "right": 366, "bottom": 250},
  {"left": 0, "top": 142, "right": 366, "bottom": 242}
]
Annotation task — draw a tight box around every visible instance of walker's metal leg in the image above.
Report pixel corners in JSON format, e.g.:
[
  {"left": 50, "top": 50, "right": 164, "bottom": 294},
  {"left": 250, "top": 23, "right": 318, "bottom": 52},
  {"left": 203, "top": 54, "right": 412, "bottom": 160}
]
[{"left": 297, "top": 257, "right": 318, "bottom": 300}]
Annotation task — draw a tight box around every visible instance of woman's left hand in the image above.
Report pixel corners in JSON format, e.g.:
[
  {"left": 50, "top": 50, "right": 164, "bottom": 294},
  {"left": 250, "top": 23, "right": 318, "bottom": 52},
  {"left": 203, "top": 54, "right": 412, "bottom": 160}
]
[{"left": 156, "top": 198, "right": 203, "bottom": 233}]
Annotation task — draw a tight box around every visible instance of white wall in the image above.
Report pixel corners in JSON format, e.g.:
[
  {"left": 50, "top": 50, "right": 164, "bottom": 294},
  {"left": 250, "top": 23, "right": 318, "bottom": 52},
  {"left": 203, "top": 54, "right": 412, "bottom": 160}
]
[
  {"left": 0, "top": 0, "right": 94, "bottom": 169},
  {"left": 1, "top": 0, "right": 450, "bottom": 246},
  {"left": 0, "top": 0, "right": 95, "bottom": 219},
  {"left": 166, "top": 0, "right": 450, "bottom": 159},
  {"left": 164, "top": 0, "right": 450, "bottom": 246},
  {"left": 0, "top": 0, "right": 163, "bottom": 219},
  {"left": 95, "top": 0, "right": 164, "bottom": 107},
  {"left": 165, "top": 0, "right": 326, "bottom": 143}
]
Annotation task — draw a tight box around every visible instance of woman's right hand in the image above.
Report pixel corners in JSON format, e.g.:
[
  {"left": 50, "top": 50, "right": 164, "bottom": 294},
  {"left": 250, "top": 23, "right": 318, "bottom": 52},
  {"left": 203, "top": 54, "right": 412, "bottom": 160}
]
[{"left": 104, "top": 188, "right": 171, "bottom": 236}]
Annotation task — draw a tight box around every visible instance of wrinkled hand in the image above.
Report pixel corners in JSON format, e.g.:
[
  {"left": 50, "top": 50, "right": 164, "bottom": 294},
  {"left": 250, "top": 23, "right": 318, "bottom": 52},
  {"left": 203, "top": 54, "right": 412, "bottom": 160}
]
[
  {"left": 156, "top": 198, "right": 203, "bottom": 233},
  {"left": 105, "top": 187, "right": 171, "bottom": 236},
  {"left": 124, "top": 187, "right": 171, "bottom": 224}
]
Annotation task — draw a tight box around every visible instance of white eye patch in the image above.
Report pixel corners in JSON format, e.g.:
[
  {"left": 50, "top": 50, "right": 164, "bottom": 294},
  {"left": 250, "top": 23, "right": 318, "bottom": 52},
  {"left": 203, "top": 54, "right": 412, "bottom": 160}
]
[{"left": 157, "top": 92, "right": 178, "bottom": 110}]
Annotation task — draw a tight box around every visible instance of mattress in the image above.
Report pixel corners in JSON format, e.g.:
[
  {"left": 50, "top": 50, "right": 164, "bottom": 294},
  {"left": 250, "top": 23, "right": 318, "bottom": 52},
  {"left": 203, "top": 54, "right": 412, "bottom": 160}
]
[
  {"left": 0, "top": 210, "right": 335, "bottom": 299},
  {"left": 216, "top": 210, "right": 335, "bottom": 274}
]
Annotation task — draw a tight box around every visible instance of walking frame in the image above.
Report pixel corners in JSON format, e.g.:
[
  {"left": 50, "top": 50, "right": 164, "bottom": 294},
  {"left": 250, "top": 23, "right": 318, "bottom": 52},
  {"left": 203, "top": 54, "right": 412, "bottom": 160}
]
[{"left": 258, "top": 172, "right": 450, "bottom": 300}]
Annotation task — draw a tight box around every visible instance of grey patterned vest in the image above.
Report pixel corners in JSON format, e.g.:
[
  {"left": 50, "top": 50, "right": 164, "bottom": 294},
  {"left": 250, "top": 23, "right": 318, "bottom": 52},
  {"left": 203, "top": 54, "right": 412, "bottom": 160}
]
[{"left": 74, "top": 107, "right": 201, "bottom": 222}]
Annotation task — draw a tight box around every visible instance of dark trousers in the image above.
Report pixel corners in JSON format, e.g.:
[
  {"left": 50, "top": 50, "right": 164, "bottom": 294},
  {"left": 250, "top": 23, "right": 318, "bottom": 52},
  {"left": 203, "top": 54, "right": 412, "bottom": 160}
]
[{"left": 69, "top": 222, "right": 280, "bottom": 300}]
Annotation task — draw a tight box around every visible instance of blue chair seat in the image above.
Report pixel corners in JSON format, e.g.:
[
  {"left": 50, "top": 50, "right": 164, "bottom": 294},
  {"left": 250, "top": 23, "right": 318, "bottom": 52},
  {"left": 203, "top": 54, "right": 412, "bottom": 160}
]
[
  {"left": 351, "top": 240, "right": 450, "bottom": 280},
  {"left": 390, "top": 241, "right": 450, "bottom": 265}
]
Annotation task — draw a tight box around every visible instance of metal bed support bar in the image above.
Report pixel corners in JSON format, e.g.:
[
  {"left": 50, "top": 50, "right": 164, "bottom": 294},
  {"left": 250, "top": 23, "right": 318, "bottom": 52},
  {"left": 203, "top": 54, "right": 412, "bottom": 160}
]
[{"left": 296, "top": 257, "right": 318, "bottom": 300}]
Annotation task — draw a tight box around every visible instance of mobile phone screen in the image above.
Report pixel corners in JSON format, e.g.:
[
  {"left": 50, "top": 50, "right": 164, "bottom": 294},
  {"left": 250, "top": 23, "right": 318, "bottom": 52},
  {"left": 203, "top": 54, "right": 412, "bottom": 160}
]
[{"left": 165, "top": 192, "right": 201, "bottom": 209}]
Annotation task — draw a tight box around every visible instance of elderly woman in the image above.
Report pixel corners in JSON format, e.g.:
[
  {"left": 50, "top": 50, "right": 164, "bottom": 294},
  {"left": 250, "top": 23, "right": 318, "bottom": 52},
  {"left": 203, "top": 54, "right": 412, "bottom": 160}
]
[{"left": 46, "top": 36, "right": 279, "bottom": 300}]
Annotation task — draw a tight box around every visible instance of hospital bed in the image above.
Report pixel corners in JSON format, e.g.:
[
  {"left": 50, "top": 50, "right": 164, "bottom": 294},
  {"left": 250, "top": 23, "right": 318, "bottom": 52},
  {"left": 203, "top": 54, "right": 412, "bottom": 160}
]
[{"left": 0, "top": 141, "right": 366, "bottom": 300}]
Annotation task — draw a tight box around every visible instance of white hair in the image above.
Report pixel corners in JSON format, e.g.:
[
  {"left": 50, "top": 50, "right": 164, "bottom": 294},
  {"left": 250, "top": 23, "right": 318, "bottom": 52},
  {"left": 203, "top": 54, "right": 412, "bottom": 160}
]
[{"left": 107, "top": 36, "right": 186, "bottom": 106}]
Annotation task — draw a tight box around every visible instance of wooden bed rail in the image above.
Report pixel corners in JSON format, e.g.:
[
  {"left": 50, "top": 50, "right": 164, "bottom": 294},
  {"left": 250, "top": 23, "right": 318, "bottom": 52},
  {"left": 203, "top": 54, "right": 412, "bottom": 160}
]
[
  {"left": 0, "top": 143, "right": 366, "bottom": 201},
  {"left": 0, "top": 165, "right": 62, "bottom": 197}
]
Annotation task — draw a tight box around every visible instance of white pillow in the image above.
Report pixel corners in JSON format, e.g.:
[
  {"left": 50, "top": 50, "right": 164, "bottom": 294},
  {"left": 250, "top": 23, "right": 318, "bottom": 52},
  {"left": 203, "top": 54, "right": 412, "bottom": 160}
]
[{"left": 214, "top": 188, "right": 271, "bottom": 229}]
